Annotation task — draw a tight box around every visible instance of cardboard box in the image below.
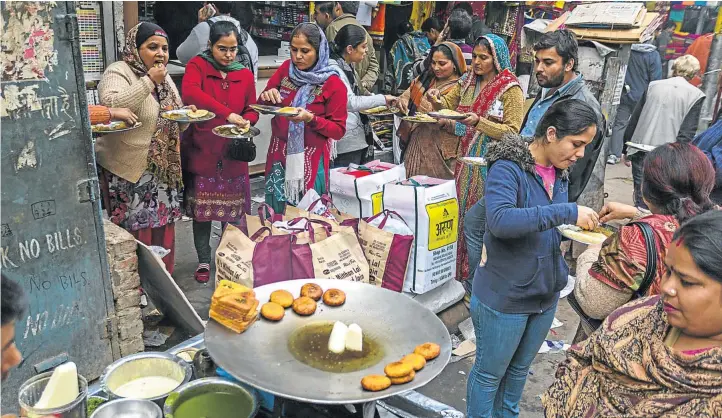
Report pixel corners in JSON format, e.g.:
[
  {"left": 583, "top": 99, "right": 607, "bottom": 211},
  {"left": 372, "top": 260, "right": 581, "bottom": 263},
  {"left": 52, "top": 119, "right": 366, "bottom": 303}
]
[{"left": 383, "top": 176, "right": 459, "bottom": 294}]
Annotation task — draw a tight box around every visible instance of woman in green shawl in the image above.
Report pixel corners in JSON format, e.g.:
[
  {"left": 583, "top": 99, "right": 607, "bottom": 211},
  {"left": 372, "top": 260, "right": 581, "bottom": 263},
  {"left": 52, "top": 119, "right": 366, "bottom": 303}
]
[{"left": 181, "top": 20, "right": 260, "bottom": 283}]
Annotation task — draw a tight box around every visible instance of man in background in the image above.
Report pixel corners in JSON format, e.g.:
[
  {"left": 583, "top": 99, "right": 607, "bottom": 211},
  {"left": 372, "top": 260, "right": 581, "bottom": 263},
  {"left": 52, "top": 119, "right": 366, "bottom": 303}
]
[
  {"left": 176, "top": 1, "right": 259, "bottom": 81},
  {"left": 623, "top": 55, "right": 705, "bottom": 208},
  {"left": 607, "top": 41, "right": 662, "bottom": 165},
  {"left": 412, "top": 8, "right": 474, "bottom": 78},
  {"left": 421, "top": 17, "right": 443, "bottom": 45},
  {"left": 522, "top": 29, "right": 604, "bottom": 203},
  {"left": 685, "top": 32, "right": 714, "bottom": 87},
  {"left": 452, "top": 1, "right": 490, "bottom": 45},
  {"left": 321, "top": 1, "right": 380, "bottom": 94},
  {"left": 654, "top": 20, "right": 676, "bottom": 71}
]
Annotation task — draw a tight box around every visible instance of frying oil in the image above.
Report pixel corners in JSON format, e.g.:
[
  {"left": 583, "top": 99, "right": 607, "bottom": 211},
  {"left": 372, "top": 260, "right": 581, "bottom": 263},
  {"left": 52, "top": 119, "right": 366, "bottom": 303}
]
[{"left": 288, "top": 322, "right": 384, "bottom": 373}]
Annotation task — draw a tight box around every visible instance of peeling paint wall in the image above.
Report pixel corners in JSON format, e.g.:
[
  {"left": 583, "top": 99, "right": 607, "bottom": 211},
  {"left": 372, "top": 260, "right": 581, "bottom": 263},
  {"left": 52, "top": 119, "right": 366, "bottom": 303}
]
[{"left": 1, "top": 1, "right": 58, "bottom": 81}]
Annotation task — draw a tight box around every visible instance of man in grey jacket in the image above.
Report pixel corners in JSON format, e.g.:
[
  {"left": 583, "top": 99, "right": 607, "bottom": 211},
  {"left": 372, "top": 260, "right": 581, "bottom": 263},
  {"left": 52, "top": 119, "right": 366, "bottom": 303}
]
[
  {"left": 607, "top": 43, "right": 662, "bottom": 165},
  {"left": 176, "top": 2, "right": 259, "bottom": 82}
]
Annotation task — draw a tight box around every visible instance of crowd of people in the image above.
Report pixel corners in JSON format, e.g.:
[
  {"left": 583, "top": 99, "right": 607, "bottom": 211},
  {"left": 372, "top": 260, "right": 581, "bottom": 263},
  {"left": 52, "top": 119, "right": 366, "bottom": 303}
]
[{"left": 8, "top": 2, "right": 719, "bottom": 417}]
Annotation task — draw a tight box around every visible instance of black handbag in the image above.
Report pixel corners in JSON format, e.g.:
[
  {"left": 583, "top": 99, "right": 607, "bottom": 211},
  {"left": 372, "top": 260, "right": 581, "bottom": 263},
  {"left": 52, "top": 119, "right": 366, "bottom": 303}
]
[
  {"left": 569, "top": 221, "right": 658, "bottom": 334},
  {"left": 226, "top": 137, "right": 256, "bottom": 162}
]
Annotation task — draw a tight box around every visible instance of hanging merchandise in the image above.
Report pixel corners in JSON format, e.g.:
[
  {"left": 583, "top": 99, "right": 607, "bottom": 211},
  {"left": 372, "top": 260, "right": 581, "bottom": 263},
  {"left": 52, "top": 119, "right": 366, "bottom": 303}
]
[
  {"left": 410, "top": 1, "right": 436, "bottom": 30},
  {"left": 368, "top": 4, "right": 387, "bottom": 43},
  {"left": 507, "top": 6, "right": 526, "bottom": 71}
]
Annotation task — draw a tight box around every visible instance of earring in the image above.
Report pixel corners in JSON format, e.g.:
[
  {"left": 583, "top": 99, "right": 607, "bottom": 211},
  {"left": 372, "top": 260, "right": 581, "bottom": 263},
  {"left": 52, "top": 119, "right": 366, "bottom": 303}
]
[{"left": 668, "top": 288, "right": 677, "bottom": 296}]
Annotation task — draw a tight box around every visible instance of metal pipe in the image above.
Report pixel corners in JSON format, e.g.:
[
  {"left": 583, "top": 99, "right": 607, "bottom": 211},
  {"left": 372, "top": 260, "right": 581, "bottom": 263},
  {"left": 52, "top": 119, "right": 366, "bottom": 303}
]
[
  {"left": 696, "top": 7, "right": 709, "bottom": 35},
  {"left": 698, "top": 34, "right": 722, "bottom": 132}
]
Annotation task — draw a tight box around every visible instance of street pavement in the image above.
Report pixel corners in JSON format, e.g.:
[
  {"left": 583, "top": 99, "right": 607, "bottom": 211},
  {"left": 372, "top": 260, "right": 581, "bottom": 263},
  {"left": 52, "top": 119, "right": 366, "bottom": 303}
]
[{"left": 166, "top": 162, "right": 635, "bottom": 417}]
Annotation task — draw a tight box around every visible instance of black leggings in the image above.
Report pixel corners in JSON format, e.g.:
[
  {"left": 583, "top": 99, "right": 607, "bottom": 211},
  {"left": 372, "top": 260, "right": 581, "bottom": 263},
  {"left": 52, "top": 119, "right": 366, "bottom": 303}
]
[{"left": 192, "top": 220, "right": 225, "bottom": 265}]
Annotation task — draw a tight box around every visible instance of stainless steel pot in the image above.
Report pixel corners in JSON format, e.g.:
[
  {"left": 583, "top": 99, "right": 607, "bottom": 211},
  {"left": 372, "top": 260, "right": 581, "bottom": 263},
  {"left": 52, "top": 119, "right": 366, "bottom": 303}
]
[
  {"left": 90, "top": 398, "right": 162, "bottom": 418},
  {"left": 100, "top": 352, "right": 192, "bottom": 407},
  {"left": 163, "top": 378, "right": 258, "bottom": 418}
]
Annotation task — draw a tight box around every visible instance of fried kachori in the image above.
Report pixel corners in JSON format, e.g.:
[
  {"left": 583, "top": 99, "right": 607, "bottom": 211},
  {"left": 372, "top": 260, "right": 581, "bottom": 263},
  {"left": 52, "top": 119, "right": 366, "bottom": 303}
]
[
  {"left": 300, "top": 283, "right": 323, "bottom": 301},
  {"left": 260, "top": 302, "right": 285, "bottom": 321},
  {"left": 292, "top": 296, "right": 317, "bottom": 316},
  {"left": 389, "top": 370, "right": 416, "bottom": 385},
  {"left": 414, "top": 342, "right": 441, "bottom": 361},
  {"left": 322, "top": 288, "right": 346, "bottom": 307},
  {"left": 270, "top": 289, "right": 294, "bottom": 308},
  {"left": 361, "top": 375, "right": 391, "bottom": 392},
  {"left": 384, "top": 361, "right": 413, "bottom": 378},
  {"left": 401, "top": 353, "right": 426, "bottom": 371}
]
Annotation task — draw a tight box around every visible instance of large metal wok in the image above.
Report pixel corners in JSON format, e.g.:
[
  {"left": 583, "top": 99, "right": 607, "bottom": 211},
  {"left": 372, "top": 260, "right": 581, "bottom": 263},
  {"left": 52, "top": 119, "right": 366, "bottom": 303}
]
[{"left": 205, "top": 279, "right": 451, "bottom": 405}]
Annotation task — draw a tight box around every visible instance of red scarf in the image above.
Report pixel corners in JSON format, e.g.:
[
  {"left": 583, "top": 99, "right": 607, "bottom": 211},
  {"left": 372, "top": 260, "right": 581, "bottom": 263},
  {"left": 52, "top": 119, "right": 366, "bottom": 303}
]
[{"left": 455, "top": 68, "right": 519, "bottom": 155}]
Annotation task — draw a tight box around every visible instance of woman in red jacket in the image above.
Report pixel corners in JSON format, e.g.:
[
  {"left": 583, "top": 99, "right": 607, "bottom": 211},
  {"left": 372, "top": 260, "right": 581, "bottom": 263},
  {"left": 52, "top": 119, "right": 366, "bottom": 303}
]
[
  {"left": 259, "top": 23, "right": 348, "bottom": 213},
  {"left": 182, "top": 21, "right": 259, "bottom": 283}
]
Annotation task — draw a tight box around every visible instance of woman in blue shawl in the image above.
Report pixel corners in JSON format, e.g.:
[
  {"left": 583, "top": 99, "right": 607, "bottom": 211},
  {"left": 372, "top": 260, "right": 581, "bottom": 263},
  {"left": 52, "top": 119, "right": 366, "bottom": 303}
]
[{"left": 259, "top": 23, "right": 348, "bottom": 213}]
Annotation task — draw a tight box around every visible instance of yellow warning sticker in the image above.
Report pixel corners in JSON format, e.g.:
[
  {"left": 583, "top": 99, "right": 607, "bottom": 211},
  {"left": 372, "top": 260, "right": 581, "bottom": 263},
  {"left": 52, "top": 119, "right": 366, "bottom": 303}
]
[
  {"left": 426, "top": 198, "right": 459, "bottom": 250},
  {"left": 371, "top": 192, "right": 383, "bottom": 215}
]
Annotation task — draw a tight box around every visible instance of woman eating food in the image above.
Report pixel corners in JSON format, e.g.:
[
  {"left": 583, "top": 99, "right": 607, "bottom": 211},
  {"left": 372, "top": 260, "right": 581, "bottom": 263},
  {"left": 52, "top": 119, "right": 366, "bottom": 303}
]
[
  {"left": 466, "top": 99, "right": 599, "bottom": 418},
  {"left": 543, "top": 210, "right": 722, "bottom": 417},
  {"left": 328, "top": 25, "right": 396, "bottom": 168},
  {"left": 396, "top": 42, "right": 467, "bottom": 179},
  {"left": 258, "top": 23, "right": 348, "bottom": 213},
  {"left": 96, "top": 22, "right": 195, "bottom": 273},
  {"left": 573, "top": 142, "right": 717, "bottom": 337},
  {"left": 181, "top": 21, "right": 259, "bottom": 283},
  {"left": 426, "top": 34, "right": 524, "bottom": 282}
]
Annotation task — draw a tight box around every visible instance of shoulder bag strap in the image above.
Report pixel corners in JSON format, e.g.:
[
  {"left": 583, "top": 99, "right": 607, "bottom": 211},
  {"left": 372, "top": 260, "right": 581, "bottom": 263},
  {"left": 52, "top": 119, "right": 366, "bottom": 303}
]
[{"left": 630, "top": 221, "right": 658, "bottom": 298}]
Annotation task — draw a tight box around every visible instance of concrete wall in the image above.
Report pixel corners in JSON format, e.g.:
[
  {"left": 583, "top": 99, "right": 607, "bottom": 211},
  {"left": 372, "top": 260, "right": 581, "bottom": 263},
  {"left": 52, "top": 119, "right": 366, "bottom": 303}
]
[{"left": 103, "top": 220, "right": 145, "bottom": 356}]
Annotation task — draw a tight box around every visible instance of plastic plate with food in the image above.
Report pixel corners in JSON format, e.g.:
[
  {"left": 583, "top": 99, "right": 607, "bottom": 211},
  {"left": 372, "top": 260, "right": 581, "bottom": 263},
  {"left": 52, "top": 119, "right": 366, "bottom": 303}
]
[
  {"left": 360, "top": 106, "right": 400, "bottom": 116},
  {"left": 160, "top": 109, "right": 215, "bottom": 123},
  {"left": 212, "top": 124, "right": 261, "bottom": 139},
  {"left": 91, "top": 121, "right": 142, "bottom": 134},
  {"left": 427, "top": 109, "right": 467, "bottom": 120},
  {"left": 250, "top": 104, "right": 301, "bottom": 117},
  {"left": 558, "top": 225, "right": 614, "bottom": 245},
  {"left": 401, "top": 113, "right": 438, "bottom": 124}
]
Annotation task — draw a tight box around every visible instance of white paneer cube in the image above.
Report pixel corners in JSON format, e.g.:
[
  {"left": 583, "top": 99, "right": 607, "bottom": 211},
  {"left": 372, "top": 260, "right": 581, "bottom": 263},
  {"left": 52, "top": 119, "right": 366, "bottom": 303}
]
[{"left": 345, "top": 323, "right": 363, "bottom": 352}]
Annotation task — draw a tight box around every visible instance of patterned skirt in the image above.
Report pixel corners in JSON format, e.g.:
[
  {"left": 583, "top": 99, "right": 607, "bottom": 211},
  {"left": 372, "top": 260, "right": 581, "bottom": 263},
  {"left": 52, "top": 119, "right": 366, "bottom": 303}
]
[
  {"left": 99, "top": 168, "right": 182, "bottom": 232},
  {"left": 184, "top": 170, "right": 250, "bottom": 222}
]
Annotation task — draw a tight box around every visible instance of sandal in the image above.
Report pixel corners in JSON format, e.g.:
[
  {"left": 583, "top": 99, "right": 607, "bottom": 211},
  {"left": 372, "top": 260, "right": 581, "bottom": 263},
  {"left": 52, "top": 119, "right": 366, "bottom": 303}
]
[{"left": 195, "top": 263, "right": 210, "bottom": 283}]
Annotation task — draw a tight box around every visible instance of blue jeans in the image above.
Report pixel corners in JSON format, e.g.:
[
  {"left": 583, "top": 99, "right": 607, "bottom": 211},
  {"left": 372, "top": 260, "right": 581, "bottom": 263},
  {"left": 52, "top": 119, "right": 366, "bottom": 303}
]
[
  {"left": 464, "top": 198, "right": 486, "bottom": 282},
  {"left": 467, "top": 295, "right": 557, "bottom": 418}
]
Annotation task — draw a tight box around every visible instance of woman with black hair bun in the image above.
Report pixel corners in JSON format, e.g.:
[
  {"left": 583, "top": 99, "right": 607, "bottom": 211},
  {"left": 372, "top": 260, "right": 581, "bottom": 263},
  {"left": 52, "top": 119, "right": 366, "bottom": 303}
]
[
  {"left": 573, "top": 142, "right": 717, "bottom": 333},
  {"left": 181, "top": 20, "right": 259, "bottom": 283},
  {"left": 328, "top": 24, "right": 397, "bottom": 167}
]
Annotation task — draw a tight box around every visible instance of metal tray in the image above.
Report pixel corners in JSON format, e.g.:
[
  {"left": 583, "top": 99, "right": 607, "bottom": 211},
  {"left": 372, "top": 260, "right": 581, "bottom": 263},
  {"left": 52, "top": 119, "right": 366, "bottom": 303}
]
[
  {"left": 212, "top": 125, "right": 261, "bottom": 139},
  {"left": 401, "top": 114, "right": 438, "bottom": 124},
  {"left": 91, "top": 121, "right": 142, "bottom": 134},
  {"left": 160, "top": 109, "right": 216, "bottom": 123},
  {"left": 205, "top": 279, "right": 451, "bottom": 405},
  {"left": 427, "top": 111, "right": 467, "bottom": 120},
  {"left": 250, "top": 104, "right": 301, "bottom": 117},
  {"left": 360, "top": 106, "right": 400, "bottom": 116},
  {"left": 625, "top": 142, "right": 656, "bottom": 153}
]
